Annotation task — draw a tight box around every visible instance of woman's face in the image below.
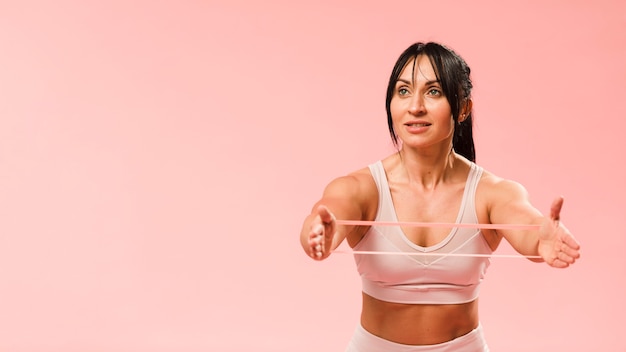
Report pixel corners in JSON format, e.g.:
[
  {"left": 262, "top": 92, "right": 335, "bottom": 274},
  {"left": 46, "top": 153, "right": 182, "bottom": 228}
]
[{"left": 390, "top": 55, "right": 455, "bottom": 151}]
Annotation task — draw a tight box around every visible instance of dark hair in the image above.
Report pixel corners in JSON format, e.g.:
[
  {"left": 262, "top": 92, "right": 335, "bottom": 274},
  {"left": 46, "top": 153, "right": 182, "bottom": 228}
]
[{"left": 385, "top": 42, "right": 475, "bottom": 162}]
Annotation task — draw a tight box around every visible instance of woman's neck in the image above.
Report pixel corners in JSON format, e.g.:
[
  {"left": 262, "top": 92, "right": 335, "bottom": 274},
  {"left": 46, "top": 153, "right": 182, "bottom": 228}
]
[{"left": 396, "top": 147, "right": 460, "bottom": 190}]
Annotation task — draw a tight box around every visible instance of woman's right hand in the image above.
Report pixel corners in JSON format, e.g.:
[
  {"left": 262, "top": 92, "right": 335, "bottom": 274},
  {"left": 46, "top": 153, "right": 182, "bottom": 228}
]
[{"left": 307, "top": 205, "right": 336, "bottom": 260}]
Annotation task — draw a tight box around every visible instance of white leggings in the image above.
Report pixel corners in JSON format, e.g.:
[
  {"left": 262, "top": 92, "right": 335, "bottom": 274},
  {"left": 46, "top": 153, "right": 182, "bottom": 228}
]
[{"left": 345, "top": 323, "right": 489, "bottom": 352}]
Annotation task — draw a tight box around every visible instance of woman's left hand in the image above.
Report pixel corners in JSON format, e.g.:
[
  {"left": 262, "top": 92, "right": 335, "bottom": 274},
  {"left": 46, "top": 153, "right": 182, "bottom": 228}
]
[{"left": 538, "top": 197, "right": 581, "bottom": 268}]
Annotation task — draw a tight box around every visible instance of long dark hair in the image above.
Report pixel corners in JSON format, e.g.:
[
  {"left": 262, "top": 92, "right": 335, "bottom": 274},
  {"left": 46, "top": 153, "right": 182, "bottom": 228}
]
[{"left": 385, "top": 42, "right": 475, "bottom": 162}]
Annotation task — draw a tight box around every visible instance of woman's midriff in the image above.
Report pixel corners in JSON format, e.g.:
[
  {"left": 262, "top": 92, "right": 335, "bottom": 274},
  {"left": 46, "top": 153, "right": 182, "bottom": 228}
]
[{"left": 360, "top": 292, "right": 480, "bottom": 345}]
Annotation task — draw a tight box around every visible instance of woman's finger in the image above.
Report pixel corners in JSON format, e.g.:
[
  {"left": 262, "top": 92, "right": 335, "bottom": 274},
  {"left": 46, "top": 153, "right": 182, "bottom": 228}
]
[{"left": 550, "top": 196, "right": 564, "bottom": 221}]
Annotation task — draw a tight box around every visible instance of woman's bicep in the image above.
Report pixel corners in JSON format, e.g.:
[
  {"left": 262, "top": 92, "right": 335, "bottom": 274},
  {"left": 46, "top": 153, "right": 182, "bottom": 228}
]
[
  {"left": 307, "top": 174, "right": 375, "bottom": 248},
  {"left": 316, "top": 175, "right": 368, "bottom": 219},
  {"left": 488, "top": 180, "right": 544, "bottom": 256}
]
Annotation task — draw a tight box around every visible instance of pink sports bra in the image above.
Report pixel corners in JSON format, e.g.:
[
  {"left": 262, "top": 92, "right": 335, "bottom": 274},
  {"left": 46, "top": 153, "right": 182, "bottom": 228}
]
[{"left": 352, "top": 161, "right": 493, "bottom": 304}]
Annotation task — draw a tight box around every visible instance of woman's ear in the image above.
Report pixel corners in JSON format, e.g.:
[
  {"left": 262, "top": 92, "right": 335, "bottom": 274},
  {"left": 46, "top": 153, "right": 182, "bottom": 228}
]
[{"left": 459, "top": 99, "right": 473, "bottom": 122}]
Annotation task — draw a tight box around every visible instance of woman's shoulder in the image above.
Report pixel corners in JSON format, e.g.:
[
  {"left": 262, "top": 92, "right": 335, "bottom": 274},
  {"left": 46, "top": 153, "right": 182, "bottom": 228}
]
[
  {"left": 348, "top": 164, "right": 379, "bottom": 192},
  {"left": 477, "top": 166, "right": 530, "bottom": 199},
  {"left": 324, "top": 163, "right": 377, "bottom": 196}
]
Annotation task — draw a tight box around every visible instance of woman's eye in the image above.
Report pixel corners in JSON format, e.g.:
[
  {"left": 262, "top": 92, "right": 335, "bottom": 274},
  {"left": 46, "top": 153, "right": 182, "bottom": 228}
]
[
  {"left": 398, "top": 87, "right": 409, "bottom": 96},
  {"left": 428, "top": 88, "right": 442, "bottom": 96}
]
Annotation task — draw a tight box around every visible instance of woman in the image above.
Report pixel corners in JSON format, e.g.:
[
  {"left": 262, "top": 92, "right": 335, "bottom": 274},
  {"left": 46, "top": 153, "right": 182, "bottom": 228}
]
[{"left": 299, "top": 42, "right": 581, "bottom": 351}]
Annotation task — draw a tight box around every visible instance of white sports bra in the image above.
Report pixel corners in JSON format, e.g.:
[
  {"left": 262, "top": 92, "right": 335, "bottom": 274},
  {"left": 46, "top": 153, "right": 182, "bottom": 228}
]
[{"left": 352, "top": 161, "right": 493, "bottom": 304}]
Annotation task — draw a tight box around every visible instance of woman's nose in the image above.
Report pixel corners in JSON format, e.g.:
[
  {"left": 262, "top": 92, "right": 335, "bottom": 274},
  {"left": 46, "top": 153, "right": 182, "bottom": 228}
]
[{"left": 408, "top": 95, "right": 425, "bottom": 115}]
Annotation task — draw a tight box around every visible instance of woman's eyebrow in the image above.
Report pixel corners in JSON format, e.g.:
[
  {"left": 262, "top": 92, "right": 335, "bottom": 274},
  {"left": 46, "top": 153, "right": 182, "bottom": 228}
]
[{"left": 396, "top": 78, "right": 440, "bottom": 85}]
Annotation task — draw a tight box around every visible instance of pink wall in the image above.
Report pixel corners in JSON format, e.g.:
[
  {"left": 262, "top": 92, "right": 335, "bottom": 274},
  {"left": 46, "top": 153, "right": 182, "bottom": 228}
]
[{"left": 1, "top": 1, "right": 624, "bottom": 351}]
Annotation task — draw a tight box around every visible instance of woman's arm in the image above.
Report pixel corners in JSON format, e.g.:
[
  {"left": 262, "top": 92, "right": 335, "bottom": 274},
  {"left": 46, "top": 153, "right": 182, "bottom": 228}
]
[
  {"left": 300, "top": 172, "right": 374, "bottom": 261},
  {"left": 487, "top": 179, "right": 581, "bottom": 267}
]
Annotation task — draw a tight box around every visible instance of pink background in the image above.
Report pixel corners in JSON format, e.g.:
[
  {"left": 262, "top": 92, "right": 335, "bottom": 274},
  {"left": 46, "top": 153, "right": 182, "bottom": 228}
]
[{"left": 1, "top": 1, "right": 624, "bottom": 351}]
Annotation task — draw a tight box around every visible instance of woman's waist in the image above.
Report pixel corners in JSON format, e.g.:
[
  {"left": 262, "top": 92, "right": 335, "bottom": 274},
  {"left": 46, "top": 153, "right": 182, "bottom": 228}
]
[{"left": 360, "top": 292, "right": 479, "bottom": 345}]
